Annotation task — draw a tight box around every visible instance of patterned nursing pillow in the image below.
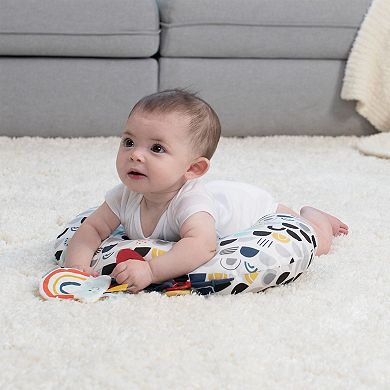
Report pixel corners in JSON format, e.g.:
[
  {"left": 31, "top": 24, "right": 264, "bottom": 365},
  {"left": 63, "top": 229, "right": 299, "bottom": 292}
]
[{"left": 54, "top": 208, "right": 317, "bottom": 295}]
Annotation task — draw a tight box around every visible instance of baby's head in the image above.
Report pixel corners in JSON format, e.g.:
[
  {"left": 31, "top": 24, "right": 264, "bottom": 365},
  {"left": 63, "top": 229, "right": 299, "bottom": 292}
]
[
  {"left": 128, "top": 89, "right": 221, "bottom": 160},
  {"left": 117, "top": 89, "right": 221, "bottom": 194}
]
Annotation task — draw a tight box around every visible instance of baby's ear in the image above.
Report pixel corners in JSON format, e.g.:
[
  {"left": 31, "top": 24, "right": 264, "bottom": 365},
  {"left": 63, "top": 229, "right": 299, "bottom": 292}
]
[{"left": 185, "top": 157, "right": 210, "bottom": 180}]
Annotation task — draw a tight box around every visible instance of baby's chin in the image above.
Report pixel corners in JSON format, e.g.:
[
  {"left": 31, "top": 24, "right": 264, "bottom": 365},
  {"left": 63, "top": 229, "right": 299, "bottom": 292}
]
[{"left": 121, "top": 181, "right": 145, "bottom": 193}]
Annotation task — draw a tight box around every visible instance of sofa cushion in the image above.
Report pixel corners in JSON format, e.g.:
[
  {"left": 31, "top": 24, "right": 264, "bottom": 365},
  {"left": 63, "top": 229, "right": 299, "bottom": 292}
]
[
  {"left": 0, "top": 58, "right": 158, "bottom": 136},
  {"left": 159, "top": 58, "right": 373, "bottom": 136},
  {"left": 0, "top": 0, "right": 159, "bottom": 57},
  {"left": 158, "top": 0, "right": 372, "bottom": 59}
]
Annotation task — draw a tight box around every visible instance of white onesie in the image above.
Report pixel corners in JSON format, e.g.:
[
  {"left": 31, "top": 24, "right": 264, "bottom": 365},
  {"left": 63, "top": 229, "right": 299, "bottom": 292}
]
[{"left": 105, "top": 179, "right": 278, "bottom": 241}]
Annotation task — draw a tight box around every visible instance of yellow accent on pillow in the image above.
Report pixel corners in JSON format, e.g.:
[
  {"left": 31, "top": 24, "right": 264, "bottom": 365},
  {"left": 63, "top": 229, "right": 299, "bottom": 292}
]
[
  {"left": 151, "top": 247, "right": 168, "bottom": 257},
  {"left": 272, "top": 232, "right": 290, "bottom": 243},
  {"left": 244, "top": 272, "right": 260, "bottom": 284},
  {"left": 208, "top": 273, "right": 230, "bottom": 280}
]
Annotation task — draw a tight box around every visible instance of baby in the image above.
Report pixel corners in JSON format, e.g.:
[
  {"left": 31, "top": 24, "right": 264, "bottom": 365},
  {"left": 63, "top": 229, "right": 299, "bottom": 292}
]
[{"left": 64, "top": 89, "right": 348, "bottom": 293}]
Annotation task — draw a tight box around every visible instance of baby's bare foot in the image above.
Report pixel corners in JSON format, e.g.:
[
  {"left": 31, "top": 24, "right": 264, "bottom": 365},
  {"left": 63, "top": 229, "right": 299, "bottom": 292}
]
[{"left": 314, "top": 208, "right": 349, "bottom": 236}]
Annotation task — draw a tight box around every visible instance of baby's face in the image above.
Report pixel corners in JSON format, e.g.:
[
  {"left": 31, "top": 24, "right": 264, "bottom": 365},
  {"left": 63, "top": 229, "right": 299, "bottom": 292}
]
[{"left": 116, "top": 111, "right": 197, "bottom": 195}]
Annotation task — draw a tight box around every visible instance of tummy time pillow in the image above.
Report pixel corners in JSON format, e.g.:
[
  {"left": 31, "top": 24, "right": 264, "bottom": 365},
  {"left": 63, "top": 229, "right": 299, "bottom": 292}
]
[{"left": 53, "top": 208, "right": 317, "bottom": 295}]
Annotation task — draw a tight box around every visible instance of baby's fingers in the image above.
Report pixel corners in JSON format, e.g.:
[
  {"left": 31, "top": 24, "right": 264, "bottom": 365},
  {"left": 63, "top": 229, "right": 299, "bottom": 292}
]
[
  {"left": 80, "top": 266, "right": 99, "bottom": 277},
  {"left": 111, "top": 262, "right": 129, "bottom": 283},
  {"left": 111, "top": 262, "right": 126, "bottom": 278},
  {"left": 67, "top": 264, "right": 97, "bottom": 277},
  {"left": 86, "top": 268, "right": 99, "bottom": 277},
  {"left": 126, "top": 285, "right": 141, "bottom": 294}
]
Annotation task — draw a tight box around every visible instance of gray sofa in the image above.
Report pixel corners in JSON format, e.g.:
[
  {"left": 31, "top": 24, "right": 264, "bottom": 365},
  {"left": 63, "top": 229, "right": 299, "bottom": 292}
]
[{"left": 0, "top": 0, "right": 375, "bottom": 137}]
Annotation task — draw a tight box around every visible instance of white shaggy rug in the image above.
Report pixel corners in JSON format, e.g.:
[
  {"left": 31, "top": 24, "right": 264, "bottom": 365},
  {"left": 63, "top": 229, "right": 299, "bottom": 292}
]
[{"left": 0, "top": 136, "right": 389, "bottom": 390}]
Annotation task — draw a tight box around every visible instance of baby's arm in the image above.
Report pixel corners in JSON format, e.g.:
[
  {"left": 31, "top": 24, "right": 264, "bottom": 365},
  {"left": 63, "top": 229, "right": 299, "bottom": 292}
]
[
  {"left": 64, "top": 202, "right": 120, "bottom": 273},
  {"left": 150, "top": 212, "right": 217, "bottom": 283},
  {"left": 111, "top": 212, "right": 217, "bottom": 291}
]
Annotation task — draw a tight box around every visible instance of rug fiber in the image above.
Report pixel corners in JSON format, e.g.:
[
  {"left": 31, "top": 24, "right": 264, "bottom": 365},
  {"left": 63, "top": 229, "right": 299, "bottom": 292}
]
[{"left": 0, "top": 136, "right": 388, "bottom": 389}]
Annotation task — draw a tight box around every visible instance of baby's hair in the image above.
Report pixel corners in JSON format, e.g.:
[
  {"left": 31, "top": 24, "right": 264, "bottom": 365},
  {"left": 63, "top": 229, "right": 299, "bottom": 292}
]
[{"left": 129, "top": 89, "right": 221, "bottom": 159}]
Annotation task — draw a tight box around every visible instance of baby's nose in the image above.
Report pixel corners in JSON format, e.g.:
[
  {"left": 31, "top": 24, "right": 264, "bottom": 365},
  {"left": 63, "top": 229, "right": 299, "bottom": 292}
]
[{"left": 129, "top": 148, "right": 144, "bottom": 162}]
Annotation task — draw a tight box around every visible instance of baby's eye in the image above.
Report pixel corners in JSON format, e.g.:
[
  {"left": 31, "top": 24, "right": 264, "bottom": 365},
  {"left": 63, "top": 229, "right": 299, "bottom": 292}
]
[
  {"left": 151, "top": 144, "right": 165, "bottom": 153},
  {"left": 122, "top": 138, "right": 134, "bottom": 148}
]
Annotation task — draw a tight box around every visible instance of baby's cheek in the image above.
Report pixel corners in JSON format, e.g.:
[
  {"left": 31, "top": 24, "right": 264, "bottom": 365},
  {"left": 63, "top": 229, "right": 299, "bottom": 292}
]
[{"left": 116, "top": 157, "right": 126, "bottom": 177}]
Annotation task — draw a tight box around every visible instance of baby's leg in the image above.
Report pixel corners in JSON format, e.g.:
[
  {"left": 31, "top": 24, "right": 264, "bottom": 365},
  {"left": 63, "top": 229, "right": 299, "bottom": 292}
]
[{"left": 276, "top": 204, "right": 349, "bottom": 256}]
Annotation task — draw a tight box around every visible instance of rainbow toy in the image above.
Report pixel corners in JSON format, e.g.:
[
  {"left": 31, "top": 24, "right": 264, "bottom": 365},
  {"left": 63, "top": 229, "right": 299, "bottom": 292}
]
[{"left": 39, "top": 268, "right": 115, "bottom": 302}]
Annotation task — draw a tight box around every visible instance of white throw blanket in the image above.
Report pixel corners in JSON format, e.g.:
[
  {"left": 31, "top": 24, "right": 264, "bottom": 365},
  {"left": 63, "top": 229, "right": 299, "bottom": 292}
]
[{"left": 341, "top": 0, "right": 390, "bottom": 132}]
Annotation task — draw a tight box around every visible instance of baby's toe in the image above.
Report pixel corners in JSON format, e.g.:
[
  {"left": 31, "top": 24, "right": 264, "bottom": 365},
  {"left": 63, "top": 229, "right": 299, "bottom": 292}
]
[{"left": 339, "top": 226, "right": 349, "bottom": 235}]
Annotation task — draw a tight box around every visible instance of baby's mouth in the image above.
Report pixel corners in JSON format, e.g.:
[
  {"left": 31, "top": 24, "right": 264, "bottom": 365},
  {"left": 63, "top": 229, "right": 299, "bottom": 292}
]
[{"left": 128, "top": 170, "right": 146, "bottom": 177}]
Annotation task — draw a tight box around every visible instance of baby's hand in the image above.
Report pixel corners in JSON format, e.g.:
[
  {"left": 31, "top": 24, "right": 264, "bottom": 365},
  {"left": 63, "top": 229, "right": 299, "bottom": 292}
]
[
  {"left": 111, "top": 260, "right": 154, "bottom": 294},
  {"left": 66, "top": 264, "right": 99, "bottom": 277}
]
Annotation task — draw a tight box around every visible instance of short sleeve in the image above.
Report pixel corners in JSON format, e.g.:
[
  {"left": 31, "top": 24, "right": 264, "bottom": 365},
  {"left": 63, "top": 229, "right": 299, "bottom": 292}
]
[
  {"left": 105, "top": 184, "right": 124, "bottom": 218},
  {"left": 172, "top": 184, "right": 217, "bottom": 229}
]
